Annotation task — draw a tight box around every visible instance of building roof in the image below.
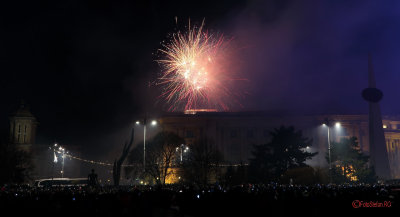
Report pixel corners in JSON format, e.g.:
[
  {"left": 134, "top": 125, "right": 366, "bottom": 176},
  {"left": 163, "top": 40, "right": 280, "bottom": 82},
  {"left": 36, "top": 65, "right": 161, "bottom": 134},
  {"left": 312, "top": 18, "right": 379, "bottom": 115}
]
[{"left": 10, "top": 101, "right": 36, "bottom": 119}]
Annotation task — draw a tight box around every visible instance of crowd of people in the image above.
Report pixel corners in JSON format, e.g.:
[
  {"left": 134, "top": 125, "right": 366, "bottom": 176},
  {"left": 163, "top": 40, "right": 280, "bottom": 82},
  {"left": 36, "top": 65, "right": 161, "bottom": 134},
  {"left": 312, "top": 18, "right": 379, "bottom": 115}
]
[{"left": 0, "top": 182, "right": 399, "bottom": 216}]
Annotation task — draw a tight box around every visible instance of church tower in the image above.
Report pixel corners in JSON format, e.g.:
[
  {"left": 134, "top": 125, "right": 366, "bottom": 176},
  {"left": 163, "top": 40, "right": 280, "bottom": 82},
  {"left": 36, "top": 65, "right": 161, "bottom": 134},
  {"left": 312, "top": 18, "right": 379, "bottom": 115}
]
[{"left": 9, "top": 101, "right": 38, "bottom": 145}]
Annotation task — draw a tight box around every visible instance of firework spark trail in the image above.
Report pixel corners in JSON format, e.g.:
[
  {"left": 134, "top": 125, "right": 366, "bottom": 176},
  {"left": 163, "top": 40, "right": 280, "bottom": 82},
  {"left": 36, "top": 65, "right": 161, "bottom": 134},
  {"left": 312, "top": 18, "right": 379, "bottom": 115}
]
[{"left": 157, "top": 20, "right": 240, "bottom": 111}]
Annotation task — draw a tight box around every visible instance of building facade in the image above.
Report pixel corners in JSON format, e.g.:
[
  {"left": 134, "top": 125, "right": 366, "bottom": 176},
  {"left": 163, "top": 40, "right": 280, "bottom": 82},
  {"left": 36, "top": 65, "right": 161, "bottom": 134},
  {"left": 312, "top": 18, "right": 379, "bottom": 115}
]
[
  {"left": 158, "top": 111, "right": 400, "bottom": 179},
  {"left": 9, "top": 102, "right": 38, "bottom": 146}
]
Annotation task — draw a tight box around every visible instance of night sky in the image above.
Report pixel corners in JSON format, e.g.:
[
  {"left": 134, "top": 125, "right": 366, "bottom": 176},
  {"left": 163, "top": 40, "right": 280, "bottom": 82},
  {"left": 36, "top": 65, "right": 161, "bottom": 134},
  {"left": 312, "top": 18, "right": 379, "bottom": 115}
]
[{"left": 1, "top": 0, "right": 400, "bottom": 159}]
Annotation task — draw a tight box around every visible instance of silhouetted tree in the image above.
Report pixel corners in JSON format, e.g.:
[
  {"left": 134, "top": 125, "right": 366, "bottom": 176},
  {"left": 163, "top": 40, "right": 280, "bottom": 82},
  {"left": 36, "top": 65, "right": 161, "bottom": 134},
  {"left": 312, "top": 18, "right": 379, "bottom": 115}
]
[
  {"left": 182, "top": 138, "right": 223, "bottom": 186},
  {"left": 125, "top": 131, "right": 184, "bottom": 185},
  {"left": 0, "top": 136, "right": 33, "bottom": 184},
  {"left": 249, "top": 126, "right": 317, "bottom": 182},
  {"left": 328, "top": 137, "right": 376, "bottom": 183},
  {"left": 113, "top": 128, "right": 134, "bottom": 186},
  {"left": 146, "top": 132, "right": 184, "bottom": 185}
]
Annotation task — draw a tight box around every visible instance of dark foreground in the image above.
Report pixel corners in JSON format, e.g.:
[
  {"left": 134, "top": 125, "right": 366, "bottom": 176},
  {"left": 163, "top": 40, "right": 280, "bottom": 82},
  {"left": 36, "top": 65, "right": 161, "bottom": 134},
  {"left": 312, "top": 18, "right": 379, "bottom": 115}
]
[{"left": 1, "top": 184, "right": 399, "bottom": 216}]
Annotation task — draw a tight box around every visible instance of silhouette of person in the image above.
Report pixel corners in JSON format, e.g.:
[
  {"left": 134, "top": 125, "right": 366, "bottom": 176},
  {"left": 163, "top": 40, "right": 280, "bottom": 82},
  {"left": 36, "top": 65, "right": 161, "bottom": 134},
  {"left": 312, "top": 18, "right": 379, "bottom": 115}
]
[{"left": 88, "top": 169, "right": 98, "bottom": 187}]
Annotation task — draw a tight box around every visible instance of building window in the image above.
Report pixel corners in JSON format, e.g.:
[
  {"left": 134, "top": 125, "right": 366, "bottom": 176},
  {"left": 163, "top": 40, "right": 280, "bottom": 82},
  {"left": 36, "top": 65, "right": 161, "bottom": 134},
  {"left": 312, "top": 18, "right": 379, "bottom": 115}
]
[
  {"left": 247, "top": 130, "right": 254, "bottom": 138},
  {"left": 186, "top": 130, "right": 194, "bottom": 138},
  {"left": 230, "top": 130, "right": 238, "bottom": 138},
  {"left": 18, "top": 124, "right": 21, "bottom": 143},
  {"left": 24, "top": 125, "right": 27, "bottom": 143}
]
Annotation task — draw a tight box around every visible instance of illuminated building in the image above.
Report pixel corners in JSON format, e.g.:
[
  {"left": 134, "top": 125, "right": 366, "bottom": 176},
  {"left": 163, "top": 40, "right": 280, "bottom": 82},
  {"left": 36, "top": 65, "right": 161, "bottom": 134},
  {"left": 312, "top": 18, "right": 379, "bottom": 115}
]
[
  {"left": 9, "top": 101, "right": 38, "bottom": 147},
  {"left": 158, "top": 111, "right": 400, "bottom": 179}
]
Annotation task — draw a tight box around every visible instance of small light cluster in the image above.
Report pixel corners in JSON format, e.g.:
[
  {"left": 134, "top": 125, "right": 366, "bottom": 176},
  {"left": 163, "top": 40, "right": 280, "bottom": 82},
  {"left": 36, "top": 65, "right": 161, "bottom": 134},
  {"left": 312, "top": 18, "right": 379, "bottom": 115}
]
[{"left": 135, "top": 120, "right": 157, "bottom": 126}]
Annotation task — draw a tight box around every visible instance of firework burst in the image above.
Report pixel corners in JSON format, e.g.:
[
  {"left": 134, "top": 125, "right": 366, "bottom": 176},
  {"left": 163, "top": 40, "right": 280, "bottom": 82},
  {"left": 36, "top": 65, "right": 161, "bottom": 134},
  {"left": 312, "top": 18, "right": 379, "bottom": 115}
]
[{"left": 157, "top": 20, "right": 240, "bottom": 111}]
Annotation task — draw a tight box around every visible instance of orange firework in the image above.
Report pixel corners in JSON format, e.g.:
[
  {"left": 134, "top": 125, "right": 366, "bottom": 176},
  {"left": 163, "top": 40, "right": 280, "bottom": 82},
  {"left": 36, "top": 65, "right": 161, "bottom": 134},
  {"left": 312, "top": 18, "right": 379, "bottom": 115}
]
[{"left": 157, "top": 20, "right": 234, "bottom": 111}]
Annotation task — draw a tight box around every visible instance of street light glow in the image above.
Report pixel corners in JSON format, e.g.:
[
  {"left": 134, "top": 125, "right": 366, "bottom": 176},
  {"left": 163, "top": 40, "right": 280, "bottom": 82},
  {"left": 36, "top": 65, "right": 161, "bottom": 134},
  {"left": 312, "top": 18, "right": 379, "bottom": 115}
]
[
  {"left": 136, "top": 117, "right": 157, "bottom": 171},
  {"left": 335, "top": 122, "right": 341, "bottom": 127}
]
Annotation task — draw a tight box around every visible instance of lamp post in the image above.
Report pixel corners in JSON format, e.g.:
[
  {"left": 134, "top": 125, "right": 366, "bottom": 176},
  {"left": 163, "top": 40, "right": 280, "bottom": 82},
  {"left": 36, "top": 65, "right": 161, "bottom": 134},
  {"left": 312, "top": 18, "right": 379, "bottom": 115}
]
[
  {"left": 51, "top": 143, "right": 68, "bottom": 179},
  {"left": 176, "top": 144, "right": 189, "bottom": 162},
  {"left": 52, "top": 143, "right": 58, "bottom": 183},
  {"left": 322, "top": 119, "right": 341, "bottom": 183},
  {"left": 136, "top": 118, "right": 157, "bottom": 171},
  {"left": 60, "top": 147, "right": 65, "bottom": 178}
]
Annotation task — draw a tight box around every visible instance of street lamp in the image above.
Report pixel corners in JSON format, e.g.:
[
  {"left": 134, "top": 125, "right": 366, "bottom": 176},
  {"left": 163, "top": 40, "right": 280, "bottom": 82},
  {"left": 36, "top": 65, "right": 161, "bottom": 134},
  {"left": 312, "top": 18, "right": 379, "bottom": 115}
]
[
  {"left": 322, "top": 119, "right": 341, "bottom": 183},
  {"left": 60, "top": 147, "right": 66, "bottom": 178},
  {"left": 176, "top": 144, "right": 189, "bottom": 162},
  {"left": 136, "top": 118, "right": 157, "bottom": 171},
  {"left": 51, "top": 143, "right": 67, "bottom": 179},
  {"left": 52, "top": 143, "right": 58, "bottom": 183}
]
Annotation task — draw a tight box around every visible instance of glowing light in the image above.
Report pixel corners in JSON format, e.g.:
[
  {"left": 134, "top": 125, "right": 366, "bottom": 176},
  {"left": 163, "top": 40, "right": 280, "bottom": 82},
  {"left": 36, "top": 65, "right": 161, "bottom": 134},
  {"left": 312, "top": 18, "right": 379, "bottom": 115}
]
[
  {"left": 340, "top": 165, "right": 358, "bottom": 181},
  {"left": 135, "top": 121, "right": 140, "bottom": 125},
  {"left": 157, "top": 20, "right": 241, "bottom": 111},
  {"left": 335, "top": 122, "right": 341, "bottom": 127},
  {"left": 184, "top": 109, "right": 217, "bottom": 114},
  {"left": 383, "top": 125, "right": 388, "bottom": 129},
  {"left": 151, "top": 120, "right": 157, "bottom": 126}
]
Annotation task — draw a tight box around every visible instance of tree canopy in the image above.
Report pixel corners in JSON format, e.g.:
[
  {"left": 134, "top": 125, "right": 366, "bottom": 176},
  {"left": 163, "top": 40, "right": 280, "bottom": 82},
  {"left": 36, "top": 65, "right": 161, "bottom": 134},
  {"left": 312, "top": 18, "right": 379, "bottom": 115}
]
[
  {"left": 125, "top": 131, "right": 184, "bottom": 185},
  {"left": 249, "top": 126, "right": 317, "bottom": 182},
  {"left": 0, "top": 138, "right": 33, "bottom": 185},
  {"left": 181, "top": 138, "right": 223, "bottom": 186},
  {"left": 328, "top": 137, "right": 376, "bottom": 183}
]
